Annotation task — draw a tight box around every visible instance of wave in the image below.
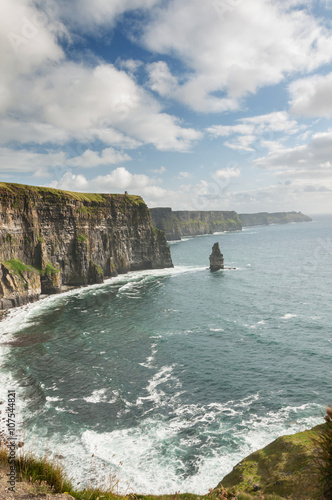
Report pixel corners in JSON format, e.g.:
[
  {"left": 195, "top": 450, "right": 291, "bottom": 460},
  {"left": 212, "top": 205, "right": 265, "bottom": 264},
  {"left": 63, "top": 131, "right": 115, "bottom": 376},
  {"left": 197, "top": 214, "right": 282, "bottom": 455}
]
[{"left": 75, "top": 399, "right": 321, "bottom": 495}]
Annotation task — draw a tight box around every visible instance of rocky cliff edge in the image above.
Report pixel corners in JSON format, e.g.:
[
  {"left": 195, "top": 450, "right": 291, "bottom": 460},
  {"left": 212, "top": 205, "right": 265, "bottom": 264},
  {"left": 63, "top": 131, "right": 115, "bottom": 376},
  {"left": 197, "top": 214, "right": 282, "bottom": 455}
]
[{"left": 0, "top": 182, "right": 173, "bottom": 310}]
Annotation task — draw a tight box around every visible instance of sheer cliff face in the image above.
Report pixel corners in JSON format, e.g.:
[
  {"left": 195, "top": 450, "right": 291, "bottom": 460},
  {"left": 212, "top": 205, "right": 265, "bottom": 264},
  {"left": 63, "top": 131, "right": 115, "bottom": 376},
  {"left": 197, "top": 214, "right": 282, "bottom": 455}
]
[
  {"left": 0, "top": 183, "right": 173, "bottom": 310},
  {"left": 150, "top": 208, "right": 242, "bottom": 240}
]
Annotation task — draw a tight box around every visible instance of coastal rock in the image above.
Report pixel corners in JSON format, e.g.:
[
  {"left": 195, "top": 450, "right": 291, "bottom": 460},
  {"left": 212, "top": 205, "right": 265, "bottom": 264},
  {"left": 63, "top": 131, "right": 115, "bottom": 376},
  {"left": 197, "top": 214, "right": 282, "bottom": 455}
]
[
  {"left": 239, "top": 211, "right": 312, "bottom": 227},
  {"left": 150, "top": 207, "right": 242, "bottom": 241},
  {"left": 209, "top": 242, "right": 224, "bottom": 271},
  {"left": 0, "top": 182, "right": 173, "bottom": 310}
]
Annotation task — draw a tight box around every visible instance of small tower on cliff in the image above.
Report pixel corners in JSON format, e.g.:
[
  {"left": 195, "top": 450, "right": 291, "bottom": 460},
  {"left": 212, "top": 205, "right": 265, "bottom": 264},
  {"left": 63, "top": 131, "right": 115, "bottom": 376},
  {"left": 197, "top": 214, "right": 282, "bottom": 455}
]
[{"left": 209, "top": 242, "right": 224, "bottom": 271}]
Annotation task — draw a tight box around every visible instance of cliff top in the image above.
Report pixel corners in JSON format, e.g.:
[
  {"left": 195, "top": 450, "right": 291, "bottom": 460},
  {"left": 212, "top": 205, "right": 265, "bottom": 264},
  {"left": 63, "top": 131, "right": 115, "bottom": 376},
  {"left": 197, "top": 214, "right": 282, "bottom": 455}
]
[{"left": 0, "top": 182, "right": 145, "bottom": 206}]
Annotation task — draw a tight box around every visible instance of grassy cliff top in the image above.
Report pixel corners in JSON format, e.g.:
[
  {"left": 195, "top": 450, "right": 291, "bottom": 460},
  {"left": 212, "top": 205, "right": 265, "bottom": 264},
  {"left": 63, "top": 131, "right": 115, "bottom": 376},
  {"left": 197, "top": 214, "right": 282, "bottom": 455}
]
[
  {"left": 0, "top": 182, "right": 145, "bottom": 206},
  {"left": 219, "top": 424, "right": 324, "bottom": 498}
]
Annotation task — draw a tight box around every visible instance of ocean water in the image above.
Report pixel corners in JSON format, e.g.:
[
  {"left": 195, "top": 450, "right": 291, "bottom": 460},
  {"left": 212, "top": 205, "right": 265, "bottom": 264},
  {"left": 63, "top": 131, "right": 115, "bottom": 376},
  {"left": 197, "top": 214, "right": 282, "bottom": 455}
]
[{"left": 0, "top": 215, "right": 332, "bottom": 494}]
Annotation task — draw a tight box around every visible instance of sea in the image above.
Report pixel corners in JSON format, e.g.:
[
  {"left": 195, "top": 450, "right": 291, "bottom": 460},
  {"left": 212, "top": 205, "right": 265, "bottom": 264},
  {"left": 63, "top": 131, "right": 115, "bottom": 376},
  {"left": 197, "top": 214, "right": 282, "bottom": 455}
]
[{"left": 0, "top": 215, "right": 331, "bottom": 495}]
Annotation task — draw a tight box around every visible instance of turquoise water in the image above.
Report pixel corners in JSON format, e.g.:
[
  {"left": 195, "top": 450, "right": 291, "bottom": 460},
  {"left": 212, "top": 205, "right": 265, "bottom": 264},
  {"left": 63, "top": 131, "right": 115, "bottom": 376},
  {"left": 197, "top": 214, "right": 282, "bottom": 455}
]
[{"left": 0, "top": 216, "right": 331, "bottom": 494}]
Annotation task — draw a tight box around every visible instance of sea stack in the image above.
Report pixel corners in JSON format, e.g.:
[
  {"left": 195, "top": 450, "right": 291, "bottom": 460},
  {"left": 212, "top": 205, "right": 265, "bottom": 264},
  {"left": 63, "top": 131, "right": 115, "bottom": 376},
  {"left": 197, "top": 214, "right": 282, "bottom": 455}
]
[{"left": 209, "top": 242, "right": 224, "bottom": 271}]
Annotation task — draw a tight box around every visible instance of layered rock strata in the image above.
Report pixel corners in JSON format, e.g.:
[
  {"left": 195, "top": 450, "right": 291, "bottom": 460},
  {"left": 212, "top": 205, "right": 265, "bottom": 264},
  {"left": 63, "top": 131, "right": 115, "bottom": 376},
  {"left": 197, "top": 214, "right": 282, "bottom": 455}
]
[
  {"left": 150, "top": 208, "right": 242, "bottom": 240},
  {"left": 0, "top": 183, "right": 173, "bottom": 310}
]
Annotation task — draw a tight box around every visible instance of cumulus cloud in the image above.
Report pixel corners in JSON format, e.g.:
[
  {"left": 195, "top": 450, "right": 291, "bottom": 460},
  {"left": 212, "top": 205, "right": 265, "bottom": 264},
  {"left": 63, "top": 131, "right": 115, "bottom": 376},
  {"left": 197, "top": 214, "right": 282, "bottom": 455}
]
[
  {"left": 0, "top": 147, "right": 66, "bottom": 175},
  {"left": 207, "top": 112, "right": 301, "bottom": 151},
  {"left": 0, "top": 1, "right": 201, "bottom": 156},
  {"left": 289, "top": 72, "right": 332, "bottom": 117},
  {"left": 58, "top": 0, "right": 162, "bottom": 30},
  {"left": 141, "top": 0, "right": 332, "bottom": 112},
  {"left": 0, "top": 0, "right": 65, "bottom": 114},
  {"left": 24, "top": 62, "right": 199, "bottom": 151},
  {"left": 147, "top": 61, "right": 180, "bottom": 97},
  {"left": 253, "top": 130, "right": 332, "bottom": 192},
  {"left": 50, "top": 167, "right": 168, "bottom": 201},
  {"left": 67, "top": 148, "right": 131, "bottom": 167},
  {"left": 1, "top": 59, "right": 201, "bottom": 152},
  {"left": 0, "top": 147, "right": 131, "bottom": 175}
]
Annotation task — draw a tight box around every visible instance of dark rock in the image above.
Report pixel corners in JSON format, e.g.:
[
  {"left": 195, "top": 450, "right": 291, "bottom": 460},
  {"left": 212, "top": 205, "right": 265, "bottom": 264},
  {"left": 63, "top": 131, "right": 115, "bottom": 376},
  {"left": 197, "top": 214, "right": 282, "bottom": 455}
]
[
  {"left": 253, "top": 484, "right": 261, "bottom": 491},
  {"left": 0, "top": 183, "right": 173, "bottom": 310},
  {"left": 150, "top": 207, "right": 242, "bottom": 240},
  {"left": 239, "top": 211, "right": 312, "bottom": 227},
  {"left": 209, "top": 242, "right": 224, "bottom": 271}
]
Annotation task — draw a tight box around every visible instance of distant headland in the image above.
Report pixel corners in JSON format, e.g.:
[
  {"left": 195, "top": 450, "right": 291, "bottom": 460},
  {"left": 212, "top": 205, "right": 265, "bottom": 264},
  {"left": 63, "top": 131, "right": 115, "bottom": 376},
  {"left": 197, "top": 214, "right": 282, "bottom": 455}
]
[{"left": 149, "top": 207, "right": 312, "bottom": 241}]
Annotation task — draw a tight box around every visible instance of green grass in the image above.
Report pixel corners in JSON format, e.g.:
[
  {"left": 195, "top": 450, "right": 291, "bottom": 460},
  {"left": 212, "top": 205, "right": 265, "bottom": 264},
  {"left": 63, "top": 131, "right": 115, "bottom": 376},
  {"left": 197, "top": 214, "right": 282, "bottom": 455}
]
[
  {"left": 43, "top": 262, "right": 59, "bottom": 275},
  {"left": 312, "top": 410, "right": 332, "bottom": 498},
  {"left": 0, "top": 181, "right": 146, "bottom": 207},
  {"left": 77, "top": 234, "right": 88, "bottom": 243},
  {"left": 219, "top": 424, "right": 325, "bottom": 498},
  {"left": 2, "top": 258, "right": 40, "bottom": 277},
  {"left": 2, "top": 258, "right": 59, "bottom": 277}
]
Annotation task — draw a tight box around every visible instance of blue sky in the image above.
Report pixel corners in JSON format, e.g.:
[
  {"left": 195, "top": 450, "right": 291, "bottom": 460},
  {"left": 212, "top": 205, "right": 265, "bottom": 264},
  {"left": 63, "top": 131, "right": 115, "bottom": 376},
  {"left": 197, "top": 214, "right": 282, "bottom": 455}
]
[{"left": 2, "top": 0, "right": 332, "bottom": 213}]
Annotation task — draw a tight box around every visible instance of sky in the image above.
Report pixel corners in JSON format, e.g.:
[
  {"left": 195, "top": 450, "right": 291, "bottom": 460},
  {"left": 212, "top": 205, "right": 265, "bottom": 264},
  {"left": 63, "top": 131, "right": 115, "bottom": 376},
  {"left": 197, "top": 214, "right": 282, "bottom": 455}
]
[{"left": 2, "top": 0, "right": 332, "bottom": 213}]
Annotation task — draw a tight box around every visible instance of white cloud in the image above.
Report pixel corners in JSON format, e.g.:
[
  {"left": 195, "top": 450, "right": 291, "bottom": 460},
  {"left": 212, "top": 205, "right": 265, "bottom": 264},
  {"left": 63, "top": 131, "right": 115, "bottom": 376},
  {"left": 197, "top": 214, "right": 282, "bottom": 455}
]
[
  {"left": 289, "top": 72, "right": 332, "bottom": 117},
  {"left": 214, "top": 167, "right": 241, "bottom": 179},
  {"left": 147, "top": 61, "right": 179, "bottom": 97},
  {"left": 141, "top": 0, "right": 332, "bottom": 112},
  {"left": 67, "top": 148, "right": 131, "bottom": 167},
  {"left": 253, "top": 130, "right": 332, "bottom": 188},
  {"left": 207, "top": 112, "right": 301, "bottom": 151},
  {"left": 0, "top": 147, "right": 131, "bottom": 175},
  {"left": 178, "top": 171, "right": 192, "bottom": 178},
  {"left": 50, "top": 167, "right": 168, "bottom": 201},
  {"left": 1, "top": 58, "right": 201, "bottom": 151},
  {"left": 58, "top": 0, "right": 162, "bottom": 30},
  {"left": 0, "top": 2, "right": 202, "bottom": 154},
  {"left": 0, "top": 0, "right": 65, "bottom": 114},
  {"left": 150, "top": 166, "right": 167, "bottom": 174},
  {"left": 118, "top": 59, "right": 143, "bottom": 74},
  {"left": 0, "top": 147, "right": 65, "bottom": 175}
]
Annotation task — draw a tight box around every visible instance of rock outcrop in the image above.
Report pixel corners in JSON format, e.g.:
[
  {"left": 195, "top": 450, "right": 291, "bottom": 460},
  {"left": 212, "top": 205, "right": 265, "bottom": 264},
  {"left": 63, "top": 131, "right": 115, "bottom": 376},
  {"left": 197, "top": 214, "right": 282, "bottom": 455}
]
[
  {"left": 239, "top": 211, "right": 312, "bottom": 227},
  {"left": 209, "top": 242, "right": 224, "bottom": 271},
  {"left": 150, "top": 208, "right": 242, "bottom": 240},
  {"left": 0, "top": 182, "right": 173, "bottom": 310}
]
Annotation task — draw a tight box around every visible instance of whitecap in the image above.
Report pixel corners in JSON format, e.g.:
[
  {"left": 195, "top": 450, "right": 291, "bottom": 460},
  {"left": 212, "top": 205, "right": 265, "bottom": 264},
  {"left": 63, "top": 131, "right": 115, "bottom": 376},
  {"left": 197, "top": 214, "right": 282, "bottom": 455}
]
[
  {"left": 83, "top": 388, "right": 107, "bottom": 404},
  {"left": 281, "top": 313, "right": 298, "bottom": 319}
]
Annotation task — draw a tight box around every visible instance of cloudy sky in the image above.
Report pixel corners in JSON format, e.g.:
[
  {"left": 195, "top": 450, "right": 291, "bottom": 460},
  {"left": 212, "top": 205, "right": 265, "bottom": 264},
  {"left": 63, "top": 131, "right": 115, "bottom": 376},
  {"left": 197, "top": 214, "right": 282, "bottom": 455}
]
[{"left": 2, "top": 0, "right": 332, "bottom": 213}]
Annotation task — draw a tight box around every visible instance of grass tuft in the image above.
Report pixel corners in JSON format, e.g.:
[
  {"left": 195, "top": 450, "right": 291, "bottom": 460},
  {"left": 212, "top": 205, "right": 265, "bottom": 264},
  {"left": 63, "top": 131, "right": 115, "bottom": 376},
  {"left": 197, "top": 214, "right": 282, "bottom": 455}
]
[{"left": 312, "top": 409, "right": 332, "bottom": 498}]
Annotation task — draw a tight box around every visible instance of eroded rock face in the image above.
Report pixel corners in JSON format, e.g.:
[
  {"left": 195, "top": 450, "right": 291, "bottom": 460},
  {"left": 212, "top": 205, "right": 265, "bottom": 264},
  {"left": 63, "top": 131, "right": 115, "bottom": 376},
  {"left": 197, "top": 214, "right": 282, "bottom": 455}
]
[
  {"left": 209, "top": 242, "right": 224, "bottom": 271},
  {"left": 0, "top": 183, "right": 173, "bottom": 309},
  {"left": 150, "top": 208, "right": 242, "bottom": 240}
]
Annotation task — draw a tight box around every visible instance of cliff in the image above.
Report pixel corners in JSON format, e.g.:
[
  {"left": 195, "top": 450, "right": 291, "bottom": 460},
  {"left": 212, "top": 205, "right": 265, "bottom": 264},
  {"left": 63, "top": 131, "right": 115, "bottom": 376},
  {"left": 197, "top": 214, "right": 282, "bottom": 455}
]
[
  {"left": 149, "top": 208, "right": 242, "bottom": 240},
  {"left": 0, "top": 183, "right": 173, "bottom": 310},
  {"left": 217, "top": 424, "right": 324, "bottom": 499},
  {"left": 239, "top": 211, "right": 312, "bottom": 227}
]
